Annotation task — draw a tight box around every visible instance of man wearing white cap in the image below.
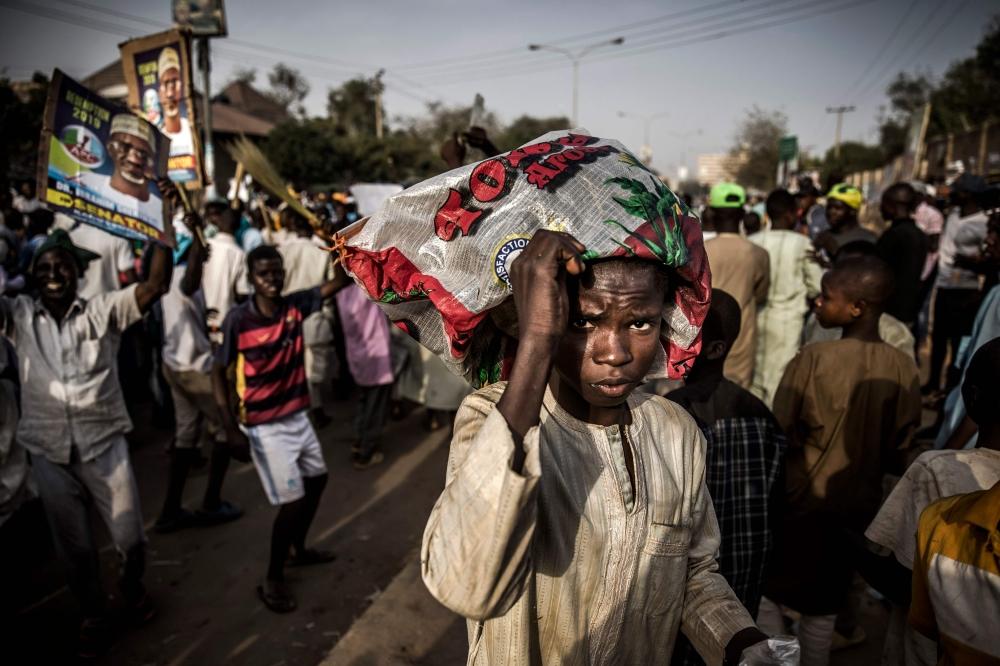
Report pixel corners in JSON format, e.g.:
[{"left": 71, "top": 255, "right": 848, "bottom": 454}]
[
  {"left": 157, "top": 47, "right": 193, "bottom": 156},
  {"left": 74, "top": 114, "right": 164, "bottom": 225}
]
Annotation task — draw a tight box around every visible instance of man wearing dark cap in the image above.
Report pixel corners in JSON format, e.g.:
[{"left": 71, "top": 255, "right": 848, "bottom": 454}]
[
  {"left": 876, "top": 182, "right": 928, "bottom": 328},
  {"left": 927, "top": 173, "right": 989, "bottom": 394},
  {"left": 0, "top": 229, "right": 172, "bottom": 656},
  {"left": 795, "top": 178, "right": 829, "bottom": 240}
]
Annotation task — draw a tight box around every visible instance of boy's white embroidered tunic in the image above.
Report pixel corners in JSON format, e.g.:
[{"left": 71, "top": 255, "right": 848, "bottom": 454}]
[{"left": 421, "top": 382, "right": 755, "bottom": 665}]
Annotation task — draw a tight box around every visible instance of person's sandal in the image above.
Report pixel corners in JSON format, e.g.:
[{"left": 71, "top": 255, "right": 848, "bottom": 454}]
[
  {"left": 257, "top": 579, "right": 297, "bottom": 613},
  {"left": 196, "top": 500, "right": 244, "bottom": 527},
  {"left": 352, "top": 451, "right": 384, "bottom": 470},
  {"left": 288, "top": 548, "right": 336, "bottom": 567},
  {"left": 77, "top": 617, "right": 111, "bottom": 659},
  {"left": 125, "top": 591, "right": 157, "bottom": 627},
  {"left": 154, "top": 508, "right": 198, "bottom": 534}
]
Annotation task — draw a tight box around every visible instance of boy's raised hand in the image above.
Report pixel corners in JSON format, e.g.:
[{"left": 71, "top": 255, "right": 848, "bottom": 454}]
[
  {"left": 508, "top": 229, "right": 586, "bottom": 348},
  {"left": 498, "top": 229, "right": 587, "bottom": 459}
]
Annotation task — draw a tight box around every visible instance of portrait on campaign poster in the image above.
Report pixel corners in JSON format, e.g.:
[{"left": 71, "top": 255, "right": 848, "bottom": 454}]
[
  {"left": 37, "top": 69, "right": 174, "bottom": 246},
  {"left": 121, "top": 29, "right": 204, "bottom": 189}
]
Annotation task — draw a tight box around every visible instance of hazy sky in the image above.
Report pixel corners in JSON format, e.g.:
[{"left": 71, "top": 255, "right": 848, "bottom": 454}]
[{"left": 2, "top": 0, "right": 998, "bottom": 178}]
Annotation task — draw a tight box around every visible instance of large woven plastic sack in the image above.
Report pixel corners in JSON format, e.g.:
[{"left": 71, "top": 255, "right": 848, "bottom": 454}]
[{"left": 342, "top": 130, "right": 711, "bottom": 387}]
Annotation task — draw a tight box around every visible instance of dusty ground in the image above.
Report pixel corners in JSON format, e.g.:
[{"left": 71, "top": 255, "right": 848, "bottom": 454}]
[
  {"left": 2, "top": 384, "right": 915, "bottom": 665},
  {"left": 2, "top": 395, "right": 453, "bottom": 665}
]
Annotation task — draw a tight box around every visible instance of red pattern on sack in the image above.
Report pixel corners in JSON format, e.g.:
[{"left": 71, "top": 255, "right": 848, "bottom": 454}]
[{"left": 344, "top": 245, "right": 486, "bottom": 358}]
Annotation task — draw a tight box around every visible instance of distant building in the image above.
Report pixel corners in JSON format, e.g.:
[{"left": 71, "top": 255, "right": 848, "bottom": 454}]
[
  {"left": 696, "top": 152, "right": 746, "bottom": 186},
  {"left": 81, "top": 61, "right": 287, "bottom": 191}
]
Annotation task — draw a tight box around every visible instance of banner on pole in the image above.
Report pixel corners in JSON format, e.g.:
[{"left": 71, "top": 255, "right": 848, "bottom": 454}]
[
  {"left": 120, "top": 29, "right": 204, "bottom": 189},
  {"left": 172, "top": 0, "right": 227, "bottom": 37},
  {"left": 37, "top": 69, "right": 174, "bottom": 247}
]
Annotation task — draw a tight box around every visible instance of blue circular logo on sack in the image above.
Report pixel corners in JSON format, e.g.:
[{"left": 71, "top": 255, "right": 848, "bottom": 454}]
[{"left": 493, "top": 235, "right": 530, "bottom": 288}]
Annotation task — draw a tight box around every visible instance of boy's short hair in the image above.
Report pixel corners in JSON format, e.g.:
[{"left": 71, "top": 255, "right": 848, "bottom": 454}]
[
  {"left": 834, "top": 240, "right": 878, "bottom": 263},
  {"left": 963, "top": 338, "right": 1000, "bottom": 426},
  {"left": 701, "top": 288, "right": 741, "bottom": 353},
  {"left": 247, "top": 244, "right": 283, "bottom": 274},
  {"left": 765, "top": 188, "right": 796, "bottom": 221},
  {"left": 828, "top": 255, "right": 895, "bottom": 308}
]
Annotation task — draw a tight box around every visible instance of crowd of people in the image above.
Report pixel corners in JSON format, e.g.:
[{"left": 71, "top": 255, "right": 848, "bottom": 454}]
[
  {"left": 0, "top": 175, "right": 472, "bottom": 657},
  {"left": 1, "top": 144, "right": 999, "bottom": 666},
  {"left": 670, "top": 174, "right": 999, "bottom": 665}
]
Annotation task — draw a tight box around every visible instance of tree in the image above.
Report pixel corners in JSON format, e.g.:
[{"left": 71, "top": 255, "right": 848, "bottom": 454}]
[
  {"left": 327, "top": 77, "right": 382, "bottom": 138},
  {"left": 822, "top": 141, "right": 885, "bottom": 175},
  {"left": 0, "top": 71, "right": 49, "bottom": 183},
  {"left": 230, "top": 67, "right": 257, "bottom": 85},
  {"left": 876, "top": 16, "right": 1000, "bottom": 158},
  {"left": 729, "top": 106, "right": 787, "bottom": 190},
  {"left": 265, "top": 63, "right": 309, "bottom": 117},
  {"left": 877, "top": 72, "right": 934, "bottom": 159},
  {"left": 265, "top": 118, "right": 342, "bottom": 185},
  {"left": 495, "top": 114, "right": 571, "bottom": 152}
]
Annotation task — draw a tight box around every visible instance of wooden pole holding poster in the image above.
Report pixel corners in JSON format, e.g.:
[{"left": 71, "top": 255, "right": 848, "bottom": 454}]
[{"left": 198, "top": 37, "right": 216, "bottom": 198}]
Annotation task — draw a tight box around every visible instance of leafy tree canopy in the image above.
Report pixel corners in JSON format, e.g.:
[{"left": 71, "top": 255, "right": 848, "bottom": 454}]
[
  {"left": 0, "top": 71, "right": 49, "bottom": 184},
  {"left": 729, "top": 106, "right": 787, "bottom": 191}
]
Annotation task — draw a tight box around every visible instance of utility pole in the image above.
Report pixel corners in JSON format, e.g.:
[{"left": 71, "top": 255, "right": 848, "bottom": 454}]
[
  {"left": 373, "top": 69, "right": 385, "bottom": 140},
  {"left": 617, "top": 110, "right": 669, "bottom": 165},
  {"left": 198, "top": 37, "right": 215, "bottom": 197},
  {"left": 826, "top": 105, "right": 855, "bottom": 160},
  {"left": 529, "top": 37, "right": 624, "bottom": 126}
]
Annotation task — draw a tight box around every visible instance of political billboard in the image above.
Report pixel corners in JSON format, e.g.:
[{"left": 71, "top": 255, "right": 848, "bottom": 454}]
[
  {"left": 37, "top": 69, "right": 174, "bottom": 246},
  {"left": 120, "top": 29, "right": 204, "bottom": 188}
]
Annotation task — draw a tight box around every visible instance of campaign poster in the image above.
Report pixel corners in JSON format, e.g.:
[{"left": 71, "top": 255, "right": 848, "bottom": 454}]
[
  {"left": 120, "top": 29, "right": 204, "bottom": 189},
  {"left": 37, "top": 70, "right": 174, "bottom": 247}
]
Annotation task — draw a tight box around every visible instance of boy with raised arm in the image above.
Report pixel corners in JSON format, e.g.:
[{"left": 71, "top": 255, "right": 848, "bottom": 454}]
[
  {"left": 212, "top": 245, "right": 346, "bottom": 613},
  {"left": 421, "top": 230, "right": 778, "bottom": 665}
]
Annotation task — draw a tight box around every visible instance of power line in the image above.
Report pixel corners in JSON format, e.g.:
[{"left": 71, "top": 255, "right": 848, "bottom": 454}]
[
  {"left": 0, "top": 0, "right": 152, "bottom": 39},
  {"left": 417, "top": 0, "right": 845, "bottom": 85},
  {"left": 49, "top": 0, "right": 458, "bottom": 103},
  {"left": 4, "top": 0, "right": 451, "bottom": 107},
  {"left": 415, "top": 0, "right": 873, "bottom": 87},
  {"left": 851, "top": 0, "right": 949, "bottom": 102},
  {"left": 388, "top": 0, "right": 781, "bottom": 74},
  {"left": 839, "top": 0, "right": 922, "bottom": 100},
  {"left": 387, "top": 0, "right": 810, "bottom": 81},
  {"left": 51, "top": 0, "right": 372, "bottom": 71}
]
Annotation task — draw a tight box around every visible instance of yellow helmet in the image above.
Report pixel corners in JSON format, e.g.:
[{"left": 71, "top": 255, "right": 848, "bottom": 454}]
[{"left": 826, "top": 183, "right": 862, "bottom": 210}]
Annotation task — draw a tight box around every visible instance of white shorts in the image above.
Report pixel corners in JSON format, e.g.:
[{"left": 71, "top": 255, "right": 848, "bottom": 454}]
[{"left": 244, "top": 411, "right": 327, "bottom": 505}]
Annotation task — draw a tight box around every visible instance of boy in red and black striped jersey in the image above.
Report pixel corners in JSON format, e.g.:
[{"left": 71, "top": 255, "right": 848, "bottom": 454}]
[{"left": 212, "top": 244, "right": 347, "bottom": 613}]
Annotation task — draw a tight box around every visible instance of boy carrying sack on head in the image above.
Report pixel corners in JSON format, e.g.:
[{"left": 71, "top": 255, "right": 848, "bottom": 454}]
[
  {"left": 341, "top": 131, "right": 795, "bottom": 664},
  {"left": 759, "top": 255, "right": 922, "bottom": 665}
]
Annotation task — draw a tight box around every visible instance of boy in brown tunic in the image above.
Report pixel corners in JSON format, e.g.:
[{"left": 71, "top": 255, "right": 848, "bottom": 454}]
[{"left": 759, "top": 255, "right": 921, "bottom": 666}]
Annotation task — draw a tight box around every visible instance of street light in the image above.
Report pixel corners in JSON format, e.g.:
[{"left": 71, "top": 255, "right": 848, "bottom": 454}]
[
  {"left": 528, "top": 37, "right": 625, "bottom": 126},
  {"left": 618, "top": 110, "right": 670, "bottom": 163}
]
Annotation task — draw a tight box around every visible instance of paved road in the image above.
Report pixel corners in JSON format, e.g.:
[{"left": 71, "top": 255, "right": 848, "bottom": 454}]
[{"left": 3, "top": 396, "right": 453, "bottom": 665}]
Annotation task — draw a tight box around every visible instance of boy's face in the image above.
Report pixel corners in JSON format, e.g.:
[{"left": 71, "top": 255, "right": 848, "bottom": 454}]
[
  {"left": 250, "top": 257, "right": 285, "bottom": 299},
  {"left": 553, "top": 262, "right": 665, "bottom": 410},
  {"left": 814, "top": 272, "right": 858, "bottom": 328}
]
